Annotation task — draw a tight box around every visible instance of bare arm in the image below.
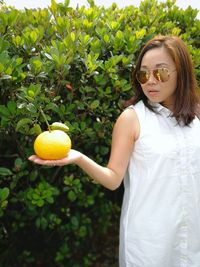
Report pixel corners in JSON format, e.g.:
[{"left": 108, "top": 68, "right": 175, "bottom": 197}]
[{"left": 29, "top": 108, "right": 139, "bottom": 190}]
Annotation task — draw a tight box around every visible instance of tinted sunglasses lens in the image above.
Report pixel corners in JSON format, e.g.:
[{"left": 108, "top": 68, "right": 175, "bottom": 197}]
[
  {"left": 136, "top": 70, "right": 149, "bottom": 84},
  {"left": 153, "top": 68, "right": 170, "bottom": 82},
  {"left": 137, "top": 68, "right": 170, "bottom": 84}
]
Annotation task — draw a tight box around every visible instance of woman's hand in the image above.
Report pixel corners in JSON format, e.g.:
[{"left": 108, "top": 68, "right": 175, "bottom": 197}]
[{"left": 28, "top": 149, "right": 82, "bottom": 167}]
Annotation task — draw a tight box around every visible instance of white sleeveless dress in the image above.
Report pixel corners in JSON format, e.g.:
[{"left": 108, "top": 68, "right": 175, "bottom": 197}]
[{"left": 119, "top": 100, "right": 200, "bottom": 267}]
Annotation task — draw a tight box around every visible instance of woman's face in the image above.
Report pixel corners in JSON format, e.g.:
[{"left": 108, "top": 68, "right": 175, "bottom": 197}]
[{"left": 139, "top": 47, "right": 177, "bottom": 110}]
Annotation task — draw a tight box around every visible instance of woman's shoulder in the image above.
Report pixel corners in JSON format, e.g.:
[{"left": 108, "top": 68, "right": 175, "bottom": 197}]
[
  {"left": 126, "top": 100, "right": 145, "bottom": 110},
  {"left": 124, "top": 100, "right": 147, "bottom": 122},
  {"left": 117, "top": 107, "right": 137, "bottom": 123},
  {"left": 116, "top": 104, "right": 140, "bottom": 141}
]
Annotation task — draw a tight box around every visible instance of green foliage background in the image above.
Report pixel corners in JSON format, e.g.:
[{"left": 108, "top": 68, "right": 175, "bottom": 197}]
[{"left": 0, "top": 0, "right": 199, "bottom": 266}]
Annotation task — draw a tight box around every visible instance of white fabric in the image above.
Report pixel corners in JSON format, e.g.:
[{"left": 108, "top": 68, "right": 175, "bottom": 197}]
[{"left": 119, "top": 100, "right": 200, "bottom": 267}]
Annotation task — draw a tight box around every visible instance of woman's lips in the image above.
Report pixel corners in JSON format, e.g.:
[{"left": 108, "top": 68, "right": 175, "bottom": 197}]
[{"left": 147, "top": 90, "right": 159, "bottom": 96}]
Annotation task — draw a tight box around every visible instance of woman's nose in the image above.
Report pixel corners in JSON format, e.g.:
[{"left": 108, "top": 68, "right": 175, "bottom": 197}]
[{"left": 147, "top": 71, "right": 157, "bottom": 84}]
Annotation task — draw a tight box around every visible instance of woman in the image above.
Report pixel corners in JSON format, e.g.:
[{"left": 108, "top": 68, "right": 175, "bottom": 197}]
[{"left": 29, "top": 35, "right": 200, "bottom": 266}]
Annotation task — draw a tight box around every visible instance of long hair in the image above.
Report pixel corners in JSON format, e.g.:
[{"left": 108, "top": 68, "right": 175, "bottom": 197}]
[{"left": 130, "top": 35, "right": 200, "bottom": 126}]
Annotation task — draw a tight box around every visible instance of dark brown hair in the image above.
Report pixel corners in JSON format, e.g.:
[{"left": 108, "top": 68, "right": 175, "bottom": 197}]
[{"left": 130, "top": 35, "right": 200, "bottom": 126}]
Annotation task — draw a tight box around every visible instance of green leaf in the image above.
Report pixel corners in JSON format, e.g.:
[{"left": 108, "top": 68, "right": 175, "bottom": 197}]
[
  {"left": 1, "top": 200, "right": 8, "bottom": 209},
  {"left": 30, "top": 170, "right": 38, "bottom": 182},
  {"left": 0, "top": 75, "right": 12, "bottom": 80},
  {"left": 30, "top": 31, "right": 38, "bottom": 43},
  {"left": 46, "top": 197, "right": 54, "bottom": 204},
  {"left": 29, "top": 124, "right": 42, "bottom": 135},
  {"left": 0, "top": 105, "right": 10, "bottom": 117},
  {"left": 116, "top": 30, "right": 123, "bottom": 39},
  {"left": 28, "top": 84, "right": 41, "bottom": 96},
  {"left": 16, "top": 118, "right": 33, "bottom": 132},
  {"left": 36, "top": 216, "right": 48, "bottom": 229},
  {"left": 70, "top": 32, "right": 75, "bottom": 42},
  {"left": 78, "top": 226, "right": 87, "bottom": 237},
  {"left": 64, "top": 0, "right": 70, "bottom": 6},
  {"left": 71, "top": 216, "right": 79, "bottom": 227},
  {"left": 7, "top": 101, "right": 17, "bottom": 115},
  {"left": 86, "top": 195, "right": 94, "bottom": 205},
  {"left": 14, "top": 158, "right": 23, "bottom": 171},
  {"left": 36, "top": 199, "right": 45, "bottom": 207},
  {"left": 0, "top": 187, "right": 10, "bottom": 201},
  {"left": 103, "top": 34, "right": 110, "bottom": 43},
  {"left": 26, "top": 103, "right": 37, "bottom": 113},
  {"left": 50, "top": 122, "right": 69, "bottom": 132},
  {"left": 90, "top": 100, "right": 100, "bottom": 109},
  {"left": 32, "top": 193, "right": 39, "bottom": 200},
  {"left": 0, "top": 167, "right": 13, "bottom": 176},
  {"left": 68, "top": 190, "right": 76, "bottom": 202},
  {"left": 44, "top": 53, "right": 53, "bottom": 60},
  {"left": 13, "top": 35, "right": 22, "bottom": 46},
  {"left": 87, "top": 0, "right": 95, "bottom": 7}
]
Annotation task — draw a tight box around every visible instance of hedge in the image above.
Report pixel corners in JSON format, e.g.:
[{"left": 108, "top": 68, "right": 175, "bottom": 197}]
[{"left": 0, "top": 0, "right": 199, "bottom": 266}]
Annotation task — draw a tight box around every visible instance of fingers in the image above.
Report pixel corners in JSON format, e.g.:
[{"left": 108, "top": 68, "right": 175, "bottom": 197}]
[
  {"left": 28, "top": 155, "right": 38, "bottom": 161},
  {"left": 28, "top": 155, "right": 51, "bottom": 165},
  {"left": 28, "top": 155, "right": 61, "bottom": 166}
]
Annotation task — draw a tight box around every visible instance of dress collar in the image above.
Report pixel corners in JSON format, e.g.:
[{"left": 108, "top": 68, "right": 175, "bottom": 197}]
[{"left": 148, "top": 101, "right": 173, "bottom": 117}]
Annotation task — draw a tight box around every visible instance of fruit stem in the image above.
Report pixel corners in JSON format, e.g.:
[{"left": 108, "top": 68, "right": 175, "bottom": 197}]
[{"left": 39, "top": 107, "right": 51, "bottom": 132}]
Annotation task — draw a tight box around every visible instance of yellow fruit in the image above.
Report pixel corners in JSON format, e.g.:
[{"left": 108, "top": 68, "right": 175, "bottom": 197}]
[{"left": 34, "top": 130, "right": 71, "bottom": 160}]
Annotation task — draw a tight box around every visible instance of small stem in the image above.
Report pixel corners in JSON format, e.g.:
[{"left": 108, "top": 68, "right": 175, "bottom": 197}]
[{"left": 39, "top": 107, "right": 51, "bottom": 132}]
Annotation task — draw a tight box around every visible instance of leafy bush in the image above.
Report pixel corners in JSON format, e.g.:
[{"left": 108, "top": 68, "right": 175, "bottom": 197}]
[{"left": 0, "top": 0, "right": 199, "bottom": 266}]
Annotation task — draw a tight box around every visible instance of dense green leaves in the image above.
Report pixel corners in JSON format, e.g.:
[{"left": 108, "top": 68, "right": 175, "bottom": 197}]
[
  {"left": 0, "top": 0, "right": 199, "bottom": 266},
  {"left": 0, "top": 187, "right": 9, "bottom": 217}
]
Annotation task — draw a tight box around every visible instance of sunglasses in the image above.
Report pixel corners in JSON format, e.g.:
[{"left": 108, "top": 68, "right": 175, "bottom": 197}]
[{"left": 136, "top": 67, "right": 176, "bottom": 84}]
